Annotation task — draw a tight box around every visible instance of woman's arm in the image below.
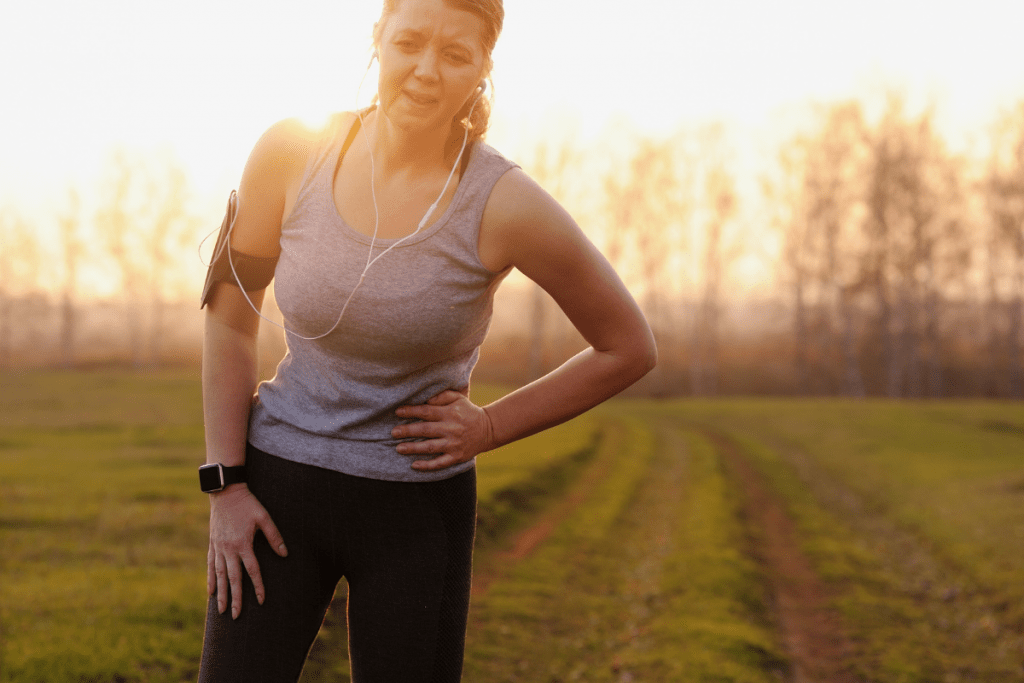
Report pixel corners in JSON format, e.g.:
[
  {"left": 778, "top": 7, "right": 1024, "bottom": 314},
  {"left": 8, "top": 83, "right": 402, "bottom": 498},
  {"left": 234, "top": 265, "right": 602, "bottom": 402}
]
[
  {"left": 393, "top": 168, "right": 657, "bottom": 470},
  {"left": 202, "top": 118, "right": 318, "bottom": 618}
]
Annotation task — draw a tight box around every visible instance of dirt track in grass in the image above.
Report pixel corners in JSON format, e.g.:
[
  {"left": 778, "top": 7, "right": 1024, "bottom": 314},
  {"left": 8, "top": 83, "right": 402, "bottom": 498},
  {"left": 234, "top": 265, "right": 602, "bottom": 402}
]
[
  {"left": 471, "top": 423, "right": 860, "bottom": 682},
  {"left": 306, "top": 422, "right": 860, "bottom": 682},
  {"left": 710, "top": 430, "right": 859, "bottom": 683},
  {"left": 470, "top": 425, "right": 623, "bottom": 597}
]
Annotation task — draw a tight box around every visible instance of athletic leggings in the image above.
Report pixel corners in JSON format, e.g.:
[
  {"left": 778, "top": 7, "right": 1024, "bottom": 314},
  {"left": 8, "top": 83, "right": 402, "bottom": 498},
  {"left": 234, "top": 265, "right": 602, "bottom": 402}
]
[{"left": 197, "top": 443, "right": 477, "bottom": 683}]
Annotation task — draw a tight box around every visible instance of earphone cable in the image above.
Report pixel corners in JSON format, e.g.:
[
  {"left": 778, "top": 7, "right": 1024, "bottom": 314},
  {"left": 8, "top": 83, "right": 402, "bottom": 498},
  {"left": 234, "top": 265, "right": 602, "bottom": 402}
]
[{"left": 204, "top": 57, "right": 481, "bottom": 341}]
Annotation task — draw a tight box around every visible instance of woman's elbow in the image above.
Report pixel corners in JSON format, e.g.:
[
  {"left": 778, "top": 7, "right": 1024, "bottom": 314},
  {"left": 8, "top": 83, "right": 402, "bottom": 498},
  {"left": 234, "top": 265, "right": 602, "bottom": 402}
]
[
  {"left": 616, "top": 329, "right": 657, "bottom": 385},
  {"left": 635, "top": 333, "right": 658, "bottom": 378}
]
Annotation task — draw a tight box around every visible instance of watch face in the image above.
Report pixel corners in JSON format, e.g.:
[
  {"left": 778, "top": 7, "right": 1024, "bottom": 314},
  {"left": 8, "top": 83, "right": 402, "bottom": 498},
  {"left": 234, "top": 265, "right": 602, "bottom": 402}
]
[{"left": 198, "top": 465, "right": 224, "bottom": 492}]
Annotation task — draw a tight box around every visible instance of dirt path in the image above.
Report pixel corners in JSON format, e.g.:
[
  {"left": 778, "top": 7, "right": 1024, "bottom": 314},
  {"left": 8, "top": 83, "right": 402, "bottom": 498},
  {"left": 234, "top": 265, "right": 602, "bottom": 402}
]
[
  {"left": 306, "top": 422, "right": 860, "bottom": 682},
  {"left": 770, "top": 436, "right": 1024, "bottom": 680},
  {"left": 464, "top": 419, "right": 706, "bottom": 682},
  {"left": 470, "top": 422, "right": 627, "bottom": 597},
  {"left": 709, "top": 431, "right": 859, "bottom": 683}
]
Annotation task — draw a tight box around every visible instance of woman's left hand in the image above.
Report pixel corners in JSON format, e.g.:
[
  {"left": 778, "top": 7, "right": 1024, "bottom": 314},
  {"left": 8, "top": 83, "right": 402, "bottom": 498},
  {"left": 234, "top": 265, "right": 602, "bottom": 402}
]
[{"left": 393, "top": 389, "right": 495, "bottom": 471}]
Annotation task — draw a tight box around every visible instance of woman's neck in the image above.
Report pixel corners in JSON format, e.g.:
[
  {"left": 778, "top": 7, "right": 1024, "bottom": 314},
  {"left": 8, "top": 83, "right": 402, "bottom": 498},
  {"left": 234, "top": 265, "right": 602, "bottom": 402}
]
[{"left": 366, "top": 108, "right": 455, "bottom": 178}]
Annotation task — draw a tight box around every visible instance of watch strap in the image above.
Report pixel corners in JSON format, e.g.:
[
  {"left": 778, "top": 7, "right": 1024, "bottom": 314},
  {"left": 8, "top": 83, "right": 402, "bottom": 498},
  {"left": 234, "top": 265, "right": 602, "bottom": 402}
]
[
  {"left": 198, "top": 463, "right": 247, "bottom": 493},
  {"left": 220, "top": 464, "right": 247, "bottom": 487}
]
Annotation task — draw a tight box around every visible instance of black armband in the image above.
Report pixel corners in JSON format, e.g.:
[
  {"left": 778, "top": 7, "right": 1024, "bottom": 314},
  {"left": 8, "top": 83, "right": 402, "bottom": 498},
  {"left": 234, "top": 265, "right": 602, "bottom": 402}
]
[{"left": 200, "top": 190, "right": 279, "bottom": 309}]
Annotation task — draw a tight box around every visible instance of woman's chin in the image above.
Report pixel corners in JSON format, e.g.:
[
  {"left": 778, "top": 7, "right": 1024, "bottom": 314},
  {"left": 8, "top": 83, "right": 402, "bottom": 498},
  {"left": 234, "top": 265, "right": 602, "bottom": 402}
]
[{"left": 382, "top": 104, "right": 452, "bottom": 138}]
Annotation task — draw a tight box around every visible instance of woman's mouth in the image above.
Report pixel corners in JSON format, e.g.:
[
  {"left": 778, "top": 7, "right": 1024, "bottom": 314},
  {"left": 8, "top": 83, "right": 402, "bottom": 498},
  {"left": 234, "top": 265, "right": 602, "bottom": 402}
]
[{"left": 403, "top": 90, "right": 438, "bottom": 106}]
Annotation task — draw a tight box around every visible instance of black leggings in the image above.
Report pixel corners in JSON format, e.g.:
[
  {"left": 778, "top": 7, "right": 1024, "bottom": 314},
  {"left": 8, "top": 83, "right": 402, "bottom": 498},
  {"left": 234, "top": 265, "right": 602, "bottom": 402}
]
[{"left": 198, "top": 444, "right": 477, "bottom": 683}]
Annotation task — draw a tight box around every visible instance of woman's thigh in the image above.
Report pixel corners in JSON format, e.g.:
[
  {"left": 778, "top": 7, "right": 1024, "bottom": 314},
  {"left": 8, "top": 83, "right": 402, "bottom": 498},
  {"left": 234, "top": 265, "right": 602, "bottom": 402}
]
[
  {"left": 197, "top": 445, "right": 342, "bottom": 683},
  {"left": 343, "top": 469, "right": 477, "bottom": 683}
]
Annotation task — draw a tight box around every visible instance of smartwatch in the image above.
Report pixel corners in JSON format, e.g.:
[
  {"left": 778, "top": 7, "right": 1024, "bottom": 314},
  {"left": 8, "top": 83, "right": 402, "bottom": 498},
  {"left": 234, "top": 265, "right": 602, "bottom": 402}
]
[{"left": 198, "top": 463, "right": 247, "bottom": 493}]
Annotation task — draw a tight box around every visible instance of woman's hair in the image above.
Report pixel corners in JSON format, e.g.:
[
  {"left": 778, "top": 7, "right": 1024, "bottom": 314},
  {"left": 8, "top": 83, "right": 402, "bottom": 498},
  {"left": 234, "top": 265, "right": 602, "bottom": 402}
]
[{"left": 373, "top": 0, "right": 504, "bottom": 147}]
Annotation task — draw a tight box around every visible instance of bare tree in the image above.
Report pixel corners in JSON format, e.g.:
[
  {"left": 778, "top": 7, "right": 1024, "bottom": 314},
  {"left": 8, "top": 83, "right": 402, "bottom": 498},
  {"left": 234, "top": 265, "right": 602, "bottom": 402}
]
[
  {"left": 145, "top": 158, "right": 194, "bottom": 365},
  {"left": 0, "top": 209, "right": 43, "bottom": 367},
  {"left": 56, "top": 188, "right": 83, "bottom": 368},
  {"left": 862, "top": 97, "right": 969, "bottom": 397},
  {"left": 983, "top": 101, "right": 1024, "bottom": 397},
  {"left": 774, "top": 96, "right": 972, "bottom": 398},
  {"left": 95, "top": 150, "right": 147, "bottom": 367},
  {"left": 523, "top": 137, "right": 580, "bottom": 379},
  {"left": 777, "top": 102, "right": 870, "bottom": 395},
  {"left": 93, "top": 150, "right": 197, "bottom": 367},
  {"left": 0, "top": 210, "right": 19, "bottom": 367},
  {"left": 772, "top": 145, "right": 813, "bottom": 393},
  {"left": 811, "top": 104, "right": 870, "bottom": 396},
  {"left": 604, "top": 136, "right": 687, "bottom": 392},
  {"left": 914, "top": 142, "right": 968, "bottom": 398},
  {"left": 690, "top": 156, "right": 736, "bottom": 397}
]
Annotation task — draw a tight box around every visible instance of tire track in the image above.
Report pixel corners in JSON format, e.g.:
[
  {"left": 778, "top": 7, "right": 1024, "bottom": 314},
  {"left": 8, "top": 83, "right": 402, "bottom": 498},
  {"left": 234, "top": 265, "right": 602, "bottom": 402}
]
[
  {"left": 709, "top": 430, "right": 859, "bottom": 683},
  {"left": 470, "top": 419, "right": 631, "bottom": 597},
  {"left": 767, "top": 436, "right": 1024, "bottom": 680},
  {"left": 466, "top": 420, "right": 786, "bottom": 682}
]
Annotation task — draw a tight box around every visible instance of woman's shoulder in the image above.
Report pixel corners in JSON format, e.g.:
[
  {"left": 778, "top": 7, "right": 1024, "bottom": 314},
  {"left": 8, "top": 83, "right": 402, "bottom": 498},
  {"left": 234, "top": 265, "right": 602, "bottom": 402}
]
[
  {"left": 471, "top": 139, "right": 518, "bottom": 174},
  {"left": 484, "top": 163, "right": 563, "bottom": 226},
  {"left": 246, "top": 113, "right": 352, "bottom": 176},
  {"left": 478, "top": 162, "right": 581, "bottom": 272}
]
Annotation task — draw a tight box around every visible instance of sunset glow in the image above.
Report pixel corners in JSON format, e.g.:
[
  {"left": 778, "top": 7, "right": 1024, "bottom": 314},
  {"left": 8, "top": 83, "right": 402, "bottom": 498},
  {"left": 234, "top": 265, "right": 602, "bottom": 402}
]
[
  {"left": 2, "top": 0, "right": 1023, "bottom": 206},
  {"left": 0, "top": 0, "right": 1022, "bottom": 310}
]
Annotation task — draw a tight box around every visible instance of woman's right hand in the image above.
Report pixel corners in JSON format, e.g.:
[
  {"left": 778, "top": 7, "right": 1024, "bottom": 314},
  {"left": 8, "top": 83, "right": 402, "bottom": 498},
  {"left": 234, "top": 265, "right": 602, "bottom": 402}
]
[{"left": 207, "top": 484, "right": 288, "bottom": 619}]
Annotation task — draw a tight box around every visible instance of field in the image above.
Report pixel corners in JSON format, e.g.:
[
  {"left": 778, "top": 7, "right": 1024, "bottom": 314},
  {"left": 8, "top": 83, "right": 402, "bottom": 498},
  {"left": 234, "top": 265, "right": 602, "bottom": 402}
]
[{"left": 1, "top": 370, "right": 1023, "bottom": 682}]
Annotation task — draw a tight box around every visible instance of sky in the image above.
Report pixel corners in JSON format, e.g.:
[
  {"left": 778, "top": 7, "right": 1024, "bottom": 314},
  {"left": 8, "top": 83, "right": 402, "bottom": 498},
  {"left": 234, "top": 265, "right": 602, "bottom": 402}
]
[{"left": 2, "top": 0, "right": 1024, "bottom": 210}]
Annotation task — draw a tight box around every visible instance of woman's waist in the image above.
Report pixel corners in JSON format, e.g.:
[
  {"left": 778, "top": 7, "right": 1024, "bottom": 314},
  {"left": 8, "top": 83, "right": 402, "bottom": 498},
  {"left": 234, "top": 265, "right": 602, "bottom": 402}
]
[{"left": 246, "top": 410, "right": 475, "bottom": 483}]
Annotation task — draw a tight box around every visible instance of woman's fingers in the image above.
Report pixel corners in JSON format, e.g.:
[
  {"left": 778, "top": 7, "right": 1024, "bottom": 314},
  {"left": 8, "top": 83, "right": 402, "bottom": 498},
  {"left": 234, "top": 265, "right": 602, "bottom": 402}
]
[
  {"left": 411, "top": 453, "right": 458, "bottom": 471},
  {"left": 213, "top": 543, "right": 280, "bottom": 616},
  {"left": 393, "top": 390, "right": 494, "bottom": 469},
  {"left": 394, "top": 395, "right": 471, "bottom": 435},
  {"left": 395, "top": 403, "right": 442, "bottom": 422},
  {"left": 209, "top": 490, "right": 288, "bottom": 619},
  {"left": 215, "top": 552, "right": 229, "bottom": 615},
  {"left": 241, "top": 550, "right": 266, "bottom": 606},
  {"left": 207, "top": 543, "right": 216, "bottom": 596},
  {"left": 393, "top": 418, "right": 454, "bottom": 440},
  {"left": 256, "top": 511, "right": 289, "bottom": 558},
  {"left": 426, "top": 389, "right": 465, "bottom": 405},
  {"left": 392, "top": 418, "right": 453, "bottom": 455},
  {"left": 225, "top": 554, "right": 244, "bottom": 619}
]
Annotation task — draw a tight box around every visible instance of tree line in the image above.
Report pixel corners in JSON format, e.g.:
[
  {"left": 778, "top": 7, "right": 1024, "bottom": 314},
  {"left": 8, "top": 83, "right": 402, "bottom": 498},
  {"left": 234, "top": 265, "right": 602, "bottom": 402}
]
[
  {"left": 772, "top": 96, "right": 1024, "bottom": 398},
  {"left": 0, "top": 149, "right": 202, "bottom": 368},
  {"left": 512, "top": 94, "right": 1024, "bottom": 398},
  {"left": 2, "top": 94, "right": 1023, "bottom": 398}
]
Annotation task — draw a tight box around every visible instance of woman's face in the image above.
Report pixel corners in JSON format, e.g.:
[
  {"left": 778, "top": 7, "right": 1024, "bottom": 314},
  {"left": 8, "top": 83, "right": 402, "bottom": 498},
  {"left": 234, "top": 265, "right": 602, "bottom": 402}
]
[{"left": 376, "top": 0, "right": 488, "bottom": 136}]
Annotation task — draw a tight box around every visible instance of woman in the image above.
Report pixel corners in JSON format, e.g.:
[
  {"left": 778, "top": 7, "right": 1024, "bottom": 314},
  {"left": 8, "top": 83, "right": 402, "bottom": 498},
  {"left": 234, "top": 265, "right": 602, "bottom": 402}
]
[{"left": 197, "top": 0, "right": 656, "bottom": 680}]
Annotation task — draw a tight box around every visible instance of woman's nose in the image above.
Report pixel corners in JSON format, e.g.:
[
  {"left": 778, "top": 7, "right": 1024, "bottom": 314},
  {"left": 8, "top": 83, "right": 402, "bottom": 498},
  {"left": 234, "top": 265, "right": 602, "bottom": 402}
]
[{"left": 413, "top": 49, "right": 440, "bottom": 82}]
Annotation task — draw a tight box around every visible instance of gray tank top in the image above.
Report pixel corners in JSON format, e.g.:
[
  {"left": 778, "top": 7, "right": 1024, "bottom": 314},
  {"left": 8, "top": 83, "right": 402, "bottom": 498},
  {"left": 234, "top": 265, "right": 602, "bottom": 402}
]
[{"left": 248, "top": 113, "right": 517, "bottom": 482}]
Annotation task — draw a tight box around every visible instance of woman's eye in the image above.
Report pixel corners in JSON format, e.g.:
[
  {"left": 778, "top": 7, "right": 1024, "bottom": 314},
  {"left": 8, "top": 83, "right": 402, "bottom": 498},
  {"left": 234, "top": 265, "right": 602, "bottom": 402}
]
[{"left": 445, "top": 52, "right": 469, "bottom": 64}]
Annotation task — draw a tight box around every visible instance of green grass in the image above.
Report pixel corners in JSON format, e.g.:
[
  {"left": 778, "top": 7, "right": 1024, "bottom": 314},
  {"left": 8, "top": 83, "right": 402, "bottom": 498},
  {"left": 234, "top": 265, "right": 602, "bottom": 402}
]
[
  {"left": 0, "top": 416, "right": 210, "bottom": 682},
  {"left": 469, "top": 384, "right": 600, "bottom": 502},
  {"left": 464, "top": 415, "right": 786, "bottom": 682},
  {"left": 635, "top": 398, "right": 1024, "bottom": 682},
  {"left": 0, "top": 370, "right": 598, "bottom": 683},
  {"left": 684, "top": 400, "right": 1024, "bottom": 597},
  {"left": 618, "top": 427, "right": 787, "bottom": 681},
  {"left": 5, "top": 372, "right": 1024, "bottom": 681}
]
